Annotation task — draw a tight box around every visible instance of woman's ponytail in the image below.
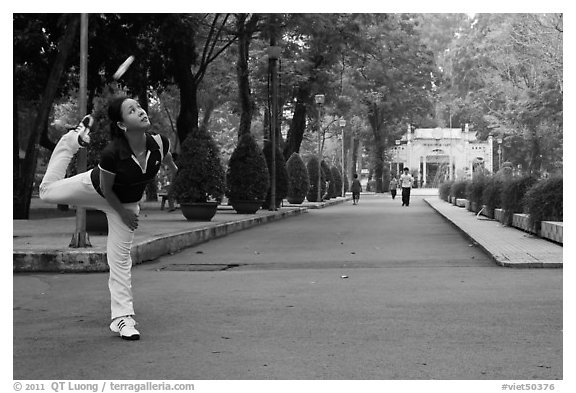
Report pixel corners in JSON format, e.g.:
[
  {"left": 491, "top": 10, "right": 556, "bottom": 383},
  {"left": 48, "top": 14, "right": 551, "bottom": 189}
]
[{"left": 107, "top": 96, "right": 129, "bottom": 140}]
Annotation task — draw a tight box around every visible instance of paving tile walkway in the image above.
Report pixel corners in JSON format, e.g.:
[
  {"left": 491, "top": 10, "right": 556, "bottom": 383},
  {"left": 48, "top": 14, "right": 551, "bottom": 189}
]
[{"left": 424, "top": 197, "right": 562, "bottom": 268}]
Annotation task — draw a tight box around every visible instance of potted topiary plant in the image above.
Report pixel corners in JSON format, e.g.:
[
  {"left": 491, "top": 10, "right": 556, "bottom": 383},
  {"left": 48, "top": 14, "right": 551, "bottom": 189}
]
[
  {"left": 286, "top": 152, "right": 309, "bottom": 204},
  {"left": 262, "top": 140, "right": 289, "bottom": 209},
  {"left": 169, "top": 127, "right": 225, "bottom": 221},
  {"left": 306, "top": 156, "right": 326, "bottom": 202},
  {"left": 225, "top": 134, "right": 269, "bottom": 214}
]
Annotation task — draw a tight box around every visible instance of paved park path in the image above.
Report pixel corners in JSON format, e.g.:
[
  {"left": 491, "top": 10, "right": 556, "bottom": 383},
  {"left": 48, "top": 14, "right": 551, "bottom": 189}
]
[{"left": 13, "top": 194, "right": 562, "bottom": 380}]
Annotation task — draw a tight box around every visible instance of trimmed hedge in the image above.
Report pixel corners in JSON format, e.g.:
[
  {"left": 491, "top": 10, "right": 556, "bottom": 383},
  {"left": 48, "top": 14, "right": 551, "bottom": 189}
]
[
  {"left": 286, "top": 153, "right": 310, "bottom": 204},
  {"left": 466, "top": 174, "right": 487, "bottom": 213},
  {"left": 439, "top": 180, "right": 454, "bottom": 202},
  {"left": 450, "top": 180, "right": 468, "bottom": 200},
  {"left": 441, "top": 173, "right": 563, "bottom": 236},
  {"left": 170, "top": 128, "right": 225, "bottom": 203},
  {"left": 225, "top": 134, "right": 269, "bottom": 202},
  {"left": 262, "top": 141, "right": 289, "bottom": 209},
  {"left": 306, "top": 156, "right": 326, "bottom": 202},
  {"left": 482, "top": 176, "right": 504, "bottom": 216},
  {"left": 331, "top": 166, "right": 343, "bottom": 197},
  {"left": 501, "top": 175, "right": 538, "bottom": 226},
  {"left": 321, "top": 160, "right": 334, "bottom": 200},
  {"left": 523, "top": 176, "right": 563, "bottom": 232}
]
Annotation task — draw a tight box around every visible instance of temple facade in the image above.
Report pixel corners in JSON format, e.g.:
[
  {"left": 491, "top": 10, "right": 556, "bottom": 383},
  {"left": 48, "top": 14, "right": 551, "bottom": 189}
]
[{"left": 390, "top": 124, "right": 494, "bottom": 187}]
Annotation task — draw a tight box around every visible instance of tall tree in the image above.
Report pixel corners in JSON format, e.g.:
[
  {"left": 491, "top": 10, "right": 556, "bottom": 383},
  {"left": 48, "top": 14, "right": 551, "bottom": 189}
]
[
  {"left": 280, "top": 14, "right": 368, "bottom": 160},
  {"left": 159, "top": 14, "right": 237, "bottom": 142},
  {"left": 235, "top": 13, "right": 262, "bottom": 138},
  {"left": 352, "top": 14, "right": 436, "bottom": 192},
  {"left": 14, "top": 14, "right": 80, "bottom": 219},
  {"left": 446, "top": 13, "right": 562, "bottom": 174}
]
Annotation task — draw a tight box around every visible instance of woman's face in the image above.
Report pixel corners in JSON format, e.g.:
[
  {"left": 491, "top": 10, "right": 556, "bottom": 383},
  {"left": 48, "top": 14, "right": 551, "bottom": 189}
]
[{"left": 119, "top": 98, "right": 150, "bottom": 132}]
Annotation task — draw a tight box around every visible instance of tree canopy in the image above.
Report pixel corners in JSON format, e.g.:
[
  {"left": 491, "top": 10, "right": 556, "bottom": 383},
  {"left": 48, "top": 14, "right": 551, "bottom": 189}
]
[{"left": 14, "top": 13, "right": 562, "bottom": 217}]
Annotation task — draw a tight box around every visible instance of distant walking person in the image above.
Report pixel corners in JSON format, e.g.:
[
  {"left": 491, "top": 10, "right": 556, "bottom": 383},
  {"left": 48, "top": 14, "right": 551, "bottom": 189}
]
[
  {"left": 389, "top": 177, "right": 398, "bottom": 199},
  {"left": 350, "top": 174, "right": 362, "bottom": 205},
  {"left": 399, "top": 167, "right": 414, "bottom": 206}
]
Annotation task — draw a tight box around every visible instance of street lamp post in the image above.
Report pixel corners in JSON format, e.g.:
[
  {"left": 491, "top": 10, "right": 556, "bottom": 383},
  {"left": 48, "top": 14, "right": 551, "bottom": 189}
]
[
  {"left": 339, "top": 118, "right": 346, "bottom": 197},
  {"left": 497, "top": 138, "right": 503, "bottom": 170},
  {"left": 70, "top": 13, "right": 90, "bottom": 248},
  {"left": 395, "top": 139, "right": 400, "bottom": 176},
  {"left": 315, "top": 94, "right": 325, "bottom": 202},
  {"left": 268, "top": 45, "right": 281, "bottom": 211}
]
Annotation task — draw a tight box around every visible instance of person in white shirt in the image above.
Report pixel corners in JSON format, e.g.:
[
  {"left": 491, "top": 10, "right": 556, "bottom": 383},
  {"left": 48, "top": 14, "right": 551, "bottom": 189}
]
[{"left": 399, "top": 167, "right": 414, "bottom": 207}]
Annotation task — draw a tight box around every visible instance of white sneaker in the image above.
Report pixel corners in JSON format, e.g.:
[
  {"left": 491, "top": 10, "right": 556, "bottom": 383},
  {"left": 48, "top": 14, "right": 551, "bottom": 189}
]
[
  {"left": 76, "top": 115, "right": 93, "bottom": 147},
  {"left": 110, "top": 316, "right": 140, "bottom": 340}
]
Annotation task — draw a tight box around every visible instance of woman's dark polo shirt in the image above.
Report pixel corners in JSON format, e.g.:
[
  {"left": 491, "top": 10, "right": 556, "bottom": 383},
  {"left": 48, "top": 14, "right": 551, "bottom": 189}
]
[{"left": 91, "top": 133, "right": 169, "bottom": 203}]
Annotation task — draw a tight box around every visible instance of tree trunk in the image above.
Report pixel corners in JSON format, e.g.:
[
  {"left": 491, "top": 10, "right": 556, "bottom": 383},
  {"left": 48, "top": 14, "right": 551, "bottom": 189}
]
[
  {"left": 14, "top": 14, "right": 80, "bottom": 219},
  {"left": 528, "top": 128, "right": 541, "bottom": 175},
  {"left": 283, "top": 85, "right": 310, "bottom": 160},
  {"left": 352, "top": 137, "right": 359, "bottom": 176},
  {"left": 373, "top": 133, "right": 384, "bottom": 193},
  {"left": 368, "top": 102, "right": 385, "bottom": 193},
  {"left": 13, "top": 60, "right": 20, "bottom": 207},
  {"left": 173, "top": 41, "right": 199, "bottom": 143},
  {"left": 236, "top": 14, "right": 253, "bottom": 139},
  {"left": 39, "top": 124, "right": 56, "bottom": 151},
  {"left": 201, "top": 98, "right": 216, "bottom": 131}
]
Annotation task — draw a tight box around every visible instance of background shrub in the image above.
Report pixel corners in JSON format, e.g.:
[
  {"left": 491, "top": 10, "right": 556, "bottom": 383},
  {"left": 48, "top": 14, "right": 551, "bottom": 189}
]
[
  {"left": 306, "top": 156, "right": 326, "bottom": 202},
  {"left": 262, "top": 141, "right": 289, "bottom": 209},
  {"left": 170, "top": 128, "right": 225, "bottom": 203},
  {"left": 225, "top": 134, "right": 269, "bottom": 202},
  {"left": 366, "top": 179, "right": 377, "bottom": 192},
  {"left": 466, "top": 174, "right": 487, "bottom": 212},
  {"left": 482, "top": 176, "right": 504, "bottom": 215},
  {"left": 523, "top": 176, "right": 563, "bottom": 232},
  {"left": 330, "top": 165, "right": 343, "bottom": 197},
  {"left": 439, "top": 180, "right": 454, "bottom": 201},
  {"left": 450, "top": 180, "right": 468, "bottom": 200},
  {"left": 321, "top": 160, "right": 334, "bottom": 199},
  {"left": 286, "top": 153, "right": 309, "bottom": 204},
  {"left": 501, "top": 175, "right": 538, "bottom": 226}
]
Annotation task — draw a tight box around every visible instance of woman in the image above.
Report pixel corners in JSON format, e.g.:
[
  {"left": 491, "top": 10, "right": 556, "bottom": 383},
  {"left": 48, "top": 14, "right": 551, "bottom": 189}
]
[{"left": 40, "top": 96, "right": 178, "bottom": 340}]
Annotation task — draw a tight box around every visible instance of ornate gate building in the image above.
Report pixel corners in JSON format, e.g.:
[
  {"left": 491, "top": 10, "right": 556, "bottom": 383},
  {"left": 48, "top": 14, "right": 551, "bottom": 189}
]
[{"left": 391, "top": 124, "right": 494, "bottom": 187}]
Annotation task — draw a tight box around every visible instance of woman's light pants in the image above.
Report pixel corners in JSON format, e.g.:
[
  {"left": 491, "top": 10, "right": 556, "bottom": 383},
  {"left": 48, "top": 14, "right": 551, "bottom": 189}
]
[{"left": 39, "top": 130, "right": 139, "bottom": 320}]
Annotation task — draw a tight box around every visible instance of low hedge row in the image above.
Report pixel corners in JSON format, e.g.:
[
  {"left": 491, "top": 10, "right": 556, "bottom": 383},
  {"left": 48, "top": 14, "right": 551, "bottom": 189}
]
[{"left": 439, "top": 174, "right": 563, "bottom": 231}]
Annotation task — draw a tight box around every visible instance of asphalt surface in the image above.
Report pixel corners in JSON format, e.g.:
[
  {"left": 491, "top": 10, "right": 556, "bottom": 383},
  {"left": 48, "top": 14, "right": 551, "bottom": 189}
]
[{"left": 12, "top": 195, "right": 562, "bottom": 381}]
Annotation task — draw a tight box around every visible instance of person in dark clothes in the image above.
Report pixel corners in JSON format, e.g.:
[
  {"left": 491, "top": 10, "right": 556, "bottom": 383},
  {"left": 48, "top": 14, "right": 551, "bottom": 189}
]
[
  {"left": 350, "top": 174, "right": 362, "bottom": 205},
  {"left": 399, "top": 167, "right": 414, "bottom": 206}
]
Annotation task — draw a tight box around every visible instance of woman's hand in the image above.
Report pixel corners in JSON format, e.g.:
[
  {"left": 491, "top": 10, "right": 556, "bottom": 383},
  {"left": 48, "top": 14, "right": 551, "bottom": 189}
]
[{"left": 120, "top": 209, "right": 139, "bottom": 231}]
